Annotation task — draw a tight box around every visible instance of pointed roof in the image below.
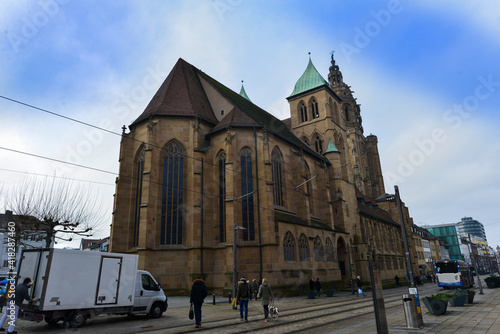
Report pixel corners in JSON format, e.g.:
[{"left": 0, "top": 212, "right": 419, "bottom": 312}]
[
  {"left": 324, "top": 139, "right": 340, "bottom": 154},
  {"left": 239, "top": 82, "right": 251, "bottom": 101},
  {"left": 196, "top": 66, "right": 327, "bottom": 163},
  {"left": 288, "top": 57, "right": 330, "bottom": 99},
  {"left": 130, "top": 58, "right": 218, "bottom": 127}
]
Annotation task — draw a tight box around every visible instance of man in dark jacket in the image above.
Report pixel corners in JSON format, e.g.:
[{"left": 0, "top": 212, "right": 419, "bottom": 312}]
[
  {"left": 190, "top": 277, "right": 207, "bottom": 328},
  {"left": 0, "top": 277, "right": 33, "bottom": 334},
  {"left": 236, "top": 277, "right": 250, "bottom": 321}
]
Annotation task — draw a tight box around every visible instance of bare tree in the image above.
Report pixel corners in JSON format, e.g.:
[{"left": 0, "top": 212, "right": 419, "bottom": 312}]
[{"left": 5, "top": 176, "right": 106, "bottom": 247}]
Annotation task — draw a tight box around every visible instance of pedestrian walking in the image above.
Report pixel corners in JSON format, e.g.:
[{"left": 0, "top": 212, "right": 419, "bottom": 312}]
[
  {"left": 190, "top": 276, "right": 208, "bottom": 329},
  {"left": 236, "top": 277, "right": 250, "bottom": 322},
  {"left": 252, "top": 279, "right": 259, "bottom": 300},
  {"left": 257, "top": 278, "right": 274, "bottom": 322},
  {"left": 0, "top": 277, "right": 33, "bottom": 334},
  {"left": 246, "top": 280, "right": 252, "bottom": 300},
  {"left": 315, "top": 278, "right": 322, "bottom": 296},
  {"left": 356, "top": 276, "right": 365, "bottom": 297},
  {"left": 394, "top": 275, "right": 400, "bottom": 287},
  {"left": 309, "top": 277, "right": 315, "bottom": 291}
]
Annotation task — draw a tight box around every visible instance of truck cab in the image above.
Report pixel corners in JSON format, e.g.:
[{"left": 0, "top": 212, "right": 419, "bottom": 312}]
[{"left": 133, "top": 270, "right": 167, "bottom": 318}]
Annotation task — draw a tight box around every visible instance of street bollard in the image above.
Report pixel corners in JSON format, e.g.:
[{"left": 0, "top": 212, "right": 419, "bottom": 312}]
[
  {"left": 228, "top": 292, "right": 231, "bottom": 304},
  {"left": 213, "top": 293, "right": 215, "bottom": 305}
]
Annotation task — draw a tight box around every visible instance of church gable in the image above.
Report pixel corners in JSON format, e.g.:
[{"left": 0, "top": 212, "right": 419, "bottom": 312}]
[{"left": 130, "top": 58, "right": 218, "bottom": 128}]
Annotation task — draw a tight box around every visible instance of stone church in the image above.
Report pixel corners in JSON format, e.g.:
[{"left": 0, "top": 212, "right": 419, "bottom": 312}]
[{"left": 110, "top": 55, "right": 417, "bottom": 293}]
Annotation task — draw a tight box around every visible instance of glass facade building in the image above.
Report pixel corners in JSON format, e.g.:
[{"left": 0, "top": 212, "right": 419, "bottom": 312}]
[
  {"left": 424, "top": 224, "right": 464, "bottom": 261},
  {"left": 456, "top": 217, "right": 487, "bottom": 241}
]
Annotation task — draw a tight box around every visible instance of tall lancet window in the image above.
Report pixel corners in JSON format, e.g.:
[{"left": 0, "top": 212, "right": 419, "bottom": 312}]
[
  {"left": 311, "top": 98, "right": 319, "bottom": 119},
  {"left": 315, "top": 135, "right": 323, "bottom": 154},
  {"left": 271, "top": 147, "right": 284, "bottom": 206},
  {"left": 240, "top": 148, "right": 255, "bottom": 241},
  {"left": 300, "top": 102, "right": 308, "bottom": 122},
  {"left": 218, "top": 152, "right": 226, "bottom": 243},
  {"left": 160, "top": 141, "right": 184, "bottom": 245},
  {"left": 133, "top": 146, "right": 145, "bottom": 247}
]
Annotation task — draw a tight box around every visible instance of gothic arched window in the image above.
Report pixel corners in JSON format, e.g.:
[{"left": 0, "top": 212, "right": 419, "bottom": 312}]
[
  {"left": 241, "top": 148, "right": 255, "bottom": 241},
  {"left": 344, "top": 105, "right": 350, "bottom": 122},
  {"left": 304, "top": 163, "right": 313, "bottom": 214},
  {"left": 160, "top": 141, "right": 185, "bottom": 245},
  {"left": 314, "top": 136, "right": 323, "bottom": 154},
  {"left": 314, "top": 236, "right": 324, "bottom": 262},
  {"left": 310, "top": 98, "right": 319, "bottom": 119},
  {"left": 271, "top": 147, "right": 284, "bottom": 206},
  {"left": 299, "top": 234, "right": 309, "bottom": 261},
  {"left": 218, "top": 152, "right": 226, "bottom": 243},
  {"left": 300, "top": 102, "right": 308, "bottom": 123},
  {"left": 133, "top": 146, "right": 145, "bottom": 247},
  {"left": 325, "top": 237, "right": 334, "bottom": 262},
  {"left": 283, "top": 231, "right": 296, "bottom": 262}
]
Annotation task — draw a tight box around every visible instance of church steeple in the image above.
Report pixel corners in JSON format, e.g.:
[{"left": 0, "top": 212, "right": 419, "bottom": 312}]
[
  {"left": 239, "top": 80, "right": 251, "bottom": 101},
  {"left": 328, "top": 52, "right": 344, "bottom": 88},
  {"left": 288, "top": 54, "right": 329, "bottom": 99}
]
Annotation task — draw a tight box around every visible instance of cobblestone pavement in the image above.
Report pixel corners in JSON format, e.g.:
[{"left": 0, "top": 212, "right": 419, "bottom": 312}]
[{"left": 7, "top": 279, "right": 500, "bottom": 334}]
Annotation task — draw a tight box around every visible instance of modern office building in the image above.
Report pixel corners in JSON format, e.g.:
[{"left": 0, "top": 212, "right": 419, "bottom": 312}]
[
  {"left": 456, "top": 217, "right": 487, "bottom": 241},
  {"left": 423, "top": 223, "right": 464, "bottom": 261}
]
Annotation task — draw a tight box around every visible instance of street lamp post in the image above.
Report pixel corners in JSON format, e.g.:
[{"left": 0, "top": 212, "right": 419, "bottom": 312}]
[
  {"left": 376, "top": 185, "right": 423, "bottom": 328},
  {"left": 232, "top": 223, "right": 246, "bottom": 309}
]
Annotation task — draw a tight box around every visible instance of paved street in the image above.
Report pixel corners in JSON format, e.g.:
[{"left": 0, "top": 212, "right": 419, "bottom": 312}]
[{"left": 7, "top": 277, "right": 500, "bottom": 333}]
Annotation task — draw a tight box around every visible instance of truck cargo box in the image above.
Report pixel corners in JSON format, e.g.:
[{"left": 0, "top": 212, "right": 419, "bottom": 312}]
[{"left": 18, "top": 248, "right": 139, "bottom": 311}]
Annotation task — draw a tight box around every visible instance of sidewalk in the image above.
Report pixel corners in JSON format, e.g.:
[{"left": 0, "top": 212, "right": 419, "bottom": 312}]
[
  {"left": 164, "top": 284, "right": 500, "bottom": 334},
  {"left": 331, "top": 285, "right": 500, "bottom": 333}
]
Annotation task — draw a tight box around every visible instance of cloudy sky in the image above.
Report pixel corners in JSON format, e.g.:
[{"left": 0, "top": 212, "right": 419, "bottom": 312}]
[{"left": 1, "top": 0, "right": 499, "bottom": 249}]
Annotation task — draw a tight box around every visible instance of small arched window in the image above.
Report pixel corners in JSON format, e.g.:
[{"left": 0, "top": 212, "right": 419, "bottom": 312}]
[
  {"left": 283, "top": 232, "right": 296, "bottom": 262},
  {"left": 299, "top": 234, "right": 309, "bottom": 261}
]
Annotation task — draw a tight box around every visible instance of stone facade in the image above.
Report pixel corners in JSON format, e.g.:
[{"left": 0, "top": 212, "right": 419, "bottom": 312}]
[{"left": 110, "top": 56, "right": 420, "bottom": 293}]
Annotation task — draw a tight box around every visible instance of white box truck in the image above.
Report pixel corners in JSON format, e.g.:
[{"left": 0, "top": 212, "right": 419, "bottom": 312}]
[{"left": 17, "top": 248, "right": 167, "bottom": 328}]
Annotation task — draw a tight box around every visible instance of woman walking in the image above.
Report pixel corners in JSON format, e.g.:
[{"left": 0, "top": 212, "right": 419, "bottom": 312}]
[{"left": 257, "top": 278, "right": 274, "bottom": 322}]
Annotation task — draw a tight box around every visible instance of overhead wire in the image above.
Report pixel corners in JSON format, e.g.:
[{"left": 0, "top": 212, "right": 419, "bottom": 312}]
[{"left": 0, "top": 95, "right": 363, "bottom": 222}]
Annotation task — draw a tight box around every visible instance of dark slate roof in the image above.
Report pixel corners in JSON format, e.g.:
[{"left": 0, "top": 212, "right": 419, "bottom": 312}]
[
  {"left": 130, "top": 58, "right": 328, "bottom": 163},
  {"left": 130, "top": 58, "right": 218, "bottom": 127},
  {"left": 197, "top": 69, "right": 327, "bottom": 162},
  {"left": 356, "top": 189, "right": 398, "bottom": 226}
]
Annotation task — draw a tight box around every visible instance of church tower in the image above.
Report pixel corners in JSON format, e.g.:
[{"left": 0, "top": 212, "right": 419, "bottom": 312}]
[{"left": 327, "top": 53, "right": 385, "bottom": 197}]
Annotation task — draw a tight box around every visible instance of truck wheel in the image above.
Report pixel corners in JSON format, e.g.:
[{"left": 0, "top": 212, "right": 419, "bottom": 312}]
[
  {"left": 44, "top": 316, "right": 60, "bottom": 326},
  {"left": 68, "top": 311, "right": 87, "bottom": 328},
  {"left": 149, "top": 302, "right": 163, "bottom": 318}
]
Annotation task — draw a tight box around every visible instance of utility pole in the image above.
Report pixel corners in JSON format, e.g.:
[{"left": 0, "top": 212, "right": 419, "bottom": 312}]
[{"left": 468, "top": 234, "right": 483, "bottom": 294}]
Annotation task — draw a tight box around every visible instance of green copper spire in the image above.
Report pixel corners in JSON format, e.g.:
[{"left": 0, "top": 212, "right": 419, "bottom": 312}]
[
  {"left": 239, "top": 80, "right": 251, "bottom": 101},
  {"left": 288, "top": 54, "right": 329, "bottom": 98},
  {"left": 324, "top": 139, "right": 340, "bottom": 154}
]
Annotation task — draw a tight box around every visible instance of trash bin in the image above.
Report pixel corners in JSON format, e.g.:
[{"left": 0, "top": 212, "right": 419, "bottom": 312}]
[{"left": 402, "top": 294, "right": 419, "bottom": 329}]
